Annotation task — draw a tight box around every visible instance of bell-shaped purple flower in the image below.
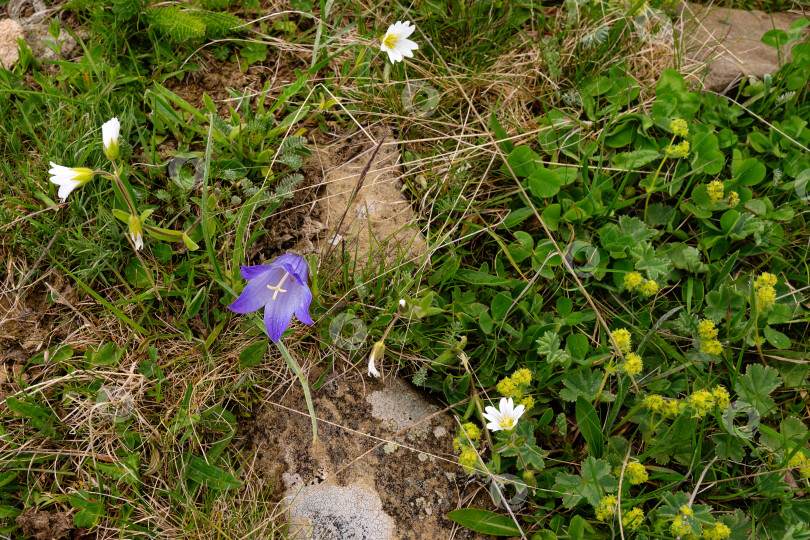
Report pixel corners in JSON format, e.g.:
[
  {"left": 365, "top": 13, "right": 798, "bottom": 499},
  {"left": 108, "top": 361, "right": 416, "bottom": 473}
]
[{"left": 228, "top": 254, "right": 315, "bottom": 342}]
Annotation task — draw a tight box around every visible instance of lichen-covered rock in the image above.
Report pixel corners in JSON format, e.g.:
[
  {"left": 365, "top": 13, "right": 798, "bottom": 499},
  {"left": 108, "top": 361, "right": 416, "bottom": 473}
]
[
  {"left": 246, "top": 376, "right": 489, "bottom": 540},
  {"left": 0, "top": 19, "right": 24, "bottom": 68}
]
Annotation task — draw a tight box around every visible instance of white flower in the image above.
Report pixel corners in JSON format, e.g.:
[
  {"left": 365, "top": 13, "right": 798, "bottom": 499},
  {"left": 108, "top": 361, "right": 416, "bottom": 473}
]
[
  {"left": 380, "top": 21, "right": 418, "bottom": 64},
  {"left": 482, "top": 397, "right": 525, "bottom": 432},
  {"left": 48, "top": 162, "right": 94, "bottom": 202},
  {"left": 368, "top": 341, "right": 385, "bottom": 378},
  {"left": 102, "top": 117, "right": 120, "bottom": 160}
]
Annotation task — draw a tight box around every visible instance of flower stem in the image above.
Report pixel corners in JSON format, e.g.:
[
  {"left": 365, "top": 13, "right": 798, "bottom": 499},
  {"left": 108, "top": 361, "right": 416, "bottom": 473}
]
[
  {"left": 643, "top": 135, "right": 676, "bottom": 222},
  {"left": 276, "top": 340, "right": 318, "bottom": 443}
]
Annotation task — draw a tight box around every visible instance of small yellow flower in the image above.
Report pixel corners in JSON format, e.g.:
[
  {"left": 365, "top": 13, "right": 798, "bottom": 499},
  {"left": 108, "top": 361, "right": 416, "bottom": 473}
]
[
  {"left": 727, "top": 191, "right": 740, "bottom": 207},
  {"left": 712, "top": 386, "right": 730, "bottom": 410},
  {"left": 670, "top": 118, "right": 689, "bottom": 138},
  {"left": 622, "top": 507, "right": 645, "bottom": 529},
  {"left": 664, "top": 399, "right": 686, "bottom": 418},
  {"left": 496, "top": 377, "right": 521, "bottom": 399},
  {"left": 701, "top": 339, "right": 724, "bottom": 356},
  {"left": 452, "top": 436, "right": 464, "bottom": 452},
  {"left": 689, "top": 390, "right": 715, "bottom": 418},
  {"left": 665, "top": 141, "right": 690, "bottom": 158},
  {"left": 626, "top": 462, "right": 648, "bottom": 485},
  {"left": 756, "top": 286, "right": 776, "bottom": 309},
  {"left": 624, "top": 271, "right": 644, "bottom": 291},
  {"left": 512, "top": 368, "right": 532, "bottom": 387},
  {"left": 671, "top": 516, "right": 692, "bottom": 536},
  {"left": 518, "top": 395, "right": 535, "bottom": 411},
  {"left": 595, "top": 495, "right": 618, "bottom": 521},
  {"left": 623, "top": 352, "right": 643, "bottom": 376},
  {"left": 461, "top": 422, "right": 481, "bottom": 443},
  {"left": 612, "top": 329, "right": 632, "bottom": 354},
  {"left": 698, "top": 319, "right": 718, "bottom": 340},
  {"left": 459, "top": 447, "right": 479, "bottom": 473},
  {"left": 707, "top": 180, "right": 725, "bottom": 203},
  {"left": 643, "top": 394, "right": 665, "bottom": 414},
  {"left": 755, "top": 273, "right": 778, "bottom": 290},
  {"left": 639, "top": 280, "right": 659, "bottom": 297},
  {"left": 703, "top": 522, "right": 732, "bottom": 540},
  {"left": 679, "top": 505, "right": 694, "bottom": 517}
]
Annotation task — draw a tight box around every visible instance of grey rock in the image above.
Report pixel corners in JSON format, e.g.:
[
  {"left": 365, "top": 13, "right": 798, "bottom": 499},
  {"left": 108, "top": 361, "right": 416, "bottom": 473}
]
[{"left": 683, "top": 3, "right": 809, "bottom": 92}]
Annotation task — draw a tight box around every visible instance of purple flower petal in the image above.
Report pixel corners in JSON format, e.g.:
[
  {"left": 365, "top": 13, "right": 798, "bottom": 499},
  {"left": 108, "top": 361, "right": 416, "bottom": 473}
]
[
  {"left": 263, "top": 289, "right": 297, "bottom": 342},
  {"left": 294, "top": 284, "right": 314, "bottom": 325},
  {"left": 240, "top": 264, "right": 274, "bottom": 280},
  {"left": 274, "top": 253, "right": 309, "bottom": 285},
  {"left": 228, "top": 269, "right": 279, "bottom": 313}
]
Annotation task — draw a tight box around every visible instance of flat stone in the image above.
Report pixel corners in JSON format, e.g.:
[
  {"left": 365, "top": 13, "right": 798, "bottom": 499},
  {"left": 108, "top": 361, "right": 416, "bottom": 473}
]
[
  {"left": 248, "top": 376, "right": 488, "bottom": 540},
  {"left": 0, "top": 19, "right": 24, "bottom": 68},
  {"left": 683, "top": 3, "right": 809, "bottom": 92},
  {"left": 314, "top": 128, "right": 427, "bottom": 264}
]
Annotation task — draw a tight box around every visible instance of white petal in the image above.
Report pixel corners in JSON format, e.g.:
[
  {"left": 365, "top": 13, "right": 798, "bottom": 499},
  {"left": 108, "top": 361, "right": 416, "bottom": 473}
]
[
  {"left": 368, "top": 358, "right": 380, "bottom": 378},
  {"left": 57, "top": 180, "right": 79, "bottom": 201},
  {"left": 513, "top": 404, "right": 526, "bottom": 420},
  {"left": 486, "top": 421, "right": 502, "bottom": 432},
  {"left": 388, "top": 48, "right": 403, "bottom": 63},
  {"left": 133, "top": 232, "right": 144, "bottom": 250},
  {"left": 400, "top": 21, "right": 416, "bottom": 39},
  {"left": 102, "top": 117, "right": 120, "bottom": 149}
]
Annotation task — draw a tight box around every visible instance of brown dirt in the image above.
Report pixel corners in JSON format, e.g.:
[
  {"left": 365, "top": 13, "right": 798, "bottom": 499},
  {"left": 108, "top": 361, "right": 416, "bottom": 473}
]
[
  {"left": 15, "top": 508, "right": 74, "bottom": 540},
  {"left": 242, "top": 372, "right": 491, "bottom": 540},
  {"left": 163, "top": 53, "right": 301, "bottom": 118}
]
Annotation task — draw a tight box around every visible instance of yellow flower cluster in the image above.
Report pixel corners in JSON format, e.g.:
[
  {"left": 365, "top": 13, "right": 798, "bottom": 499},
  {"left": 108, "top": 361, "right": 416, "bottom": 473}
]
[
  {"left": 698, "top": 319, "right": 724, "bottom": 356},
  {"left": 644, "top": 385, "right": 730, "bottom": 419},
  {"left": 703, "top": 523, "right": 732, "bottom": 540},
  {"left": 454, "top": 422, "right": 483, "bottom": 473},
  {"left": 623, "top": 271, "right": 644, "bottom": 290},
  {"left": 624, "top": 353, "right": 643, "bottom": 376},
  {"left": 611, "top": 329, "right": 644, "bottom": 376},
  {"left": 712, "top": 386, "right": 730, "bottom": 410},
  {"left": 671, "top": 516, "right": 692, "bottom": 536},
  {"left": 707, "top": 180, "right": 725, "bottom": 203},
  {"left": 459, "top": 447, "right": 479, "bottom": 473},
  {"left": 612, "top": 329, "right": 632, "bottom": 354},
  {"left": 625, "top": 462, "right": 648, "bottom": 485},
  {"left": 754, "top": 272, "right": 778, "bottom": 309},
  {"left": 453, "top": 422, "right": 482, "bottom": 451},
  {"left": 622, "top": 507, "right": 645, "bottom": 529},
  {"left": 595, "top": 495, "right": 618, "bottom": 521},
  {"left": 727, "top": 191, "right": 740, "bottom": 207},
  {"left": 788, "top": 452, "right": 810, "bottom": 479},
  {"left": 496, "top": 368, "right": 534, "bottom": 411},
  {"left": 670, "top": 118, "right": 689, "bottom": 138},
  {"left": 666, "top": 141, "right": 690, "bottom": 158},
  {"left": 624, "top": 271, "right": 659, "bottom": 298},
  {"left": 690, "top": 389, "right": 718, "bottom": 418}
]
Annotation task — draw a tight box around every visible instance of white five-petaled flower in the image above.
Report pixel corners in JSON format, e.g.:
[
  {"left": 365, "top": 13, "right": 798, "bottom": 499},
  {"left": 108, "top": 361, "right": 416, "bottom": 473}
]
[
  {"left": 380, "top": 21, "right": 418, "bottom": 64},
  {"left": 101, "top": 117, "right": 120, "bottom": 160},
  {"left": 48, "top": 162, "right": 94, "bottom": 202},
  {"left": 482, "top": 397, "right": 525, "bottom": 432}
]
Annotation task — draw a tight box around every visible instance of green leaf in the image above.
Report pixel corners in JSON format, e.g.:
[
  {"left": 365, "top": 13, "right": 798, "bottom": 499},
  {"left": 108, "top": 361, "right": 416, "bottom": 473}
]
[
  {"left": 239, "top": 340, "right": 268, "bottom": 367},
  {"left": 536, "top": 331, "right": 571, "bottom": 367},
  {"left": 184, "top": 454, "right": 242, "bottom": 490},
  {"left": 505, "top": 146, "right": 540, "bottom": 177},
  {"left": 612, "top": 149, "right": 661, "bottom": 170},
  {"left": 660, "top": 243, "right": 707, "bottom": 273},
  {"left": 566, "top": 334, "right": 591, "bottom": 362},
  {"left": 733, "top": 364, "right": 782, "bottom": 417},
  {"left": 763, "top": 326, "right": 791, "bottom": 349},
  {"left": 560, "top": 369, "right": 614, "bottom": 403},
  {"left": 630, "top": 242, "right": 671, "bottom": 280},
  {"left": 575, "top": 397, "right": 604, "bottom": 458},
  {"left": 455, "top": 270, "right": 512, "bottom": 287},
  {"left": 732, "top": 157, "right": 766, "bottom": 186},
  {"left": 447, "top": 509, "right": 521, "bottom": 536},
  {"left": 553, "top": 457, "right": 616, "bottom": 508},
  {"left": 762, "top": 29, "right": 789, "bottom": 48},
  {"left": 705, "top": 288, "right": 747, "bottom": 322},
  {"left": 690, "top": 132, "right": 725, "bottom": 175},
  {"left": 528, "top": 167, "right": 562, "bottom": 198}
]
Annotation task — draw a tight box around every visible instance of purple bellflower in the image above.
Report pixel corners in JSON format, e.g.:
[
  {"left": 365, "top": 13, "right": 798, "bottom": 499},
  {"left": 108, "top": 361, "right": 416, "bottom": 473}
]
[{"left": 228, "top": 254, "right": 314, "bottom": 342}]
